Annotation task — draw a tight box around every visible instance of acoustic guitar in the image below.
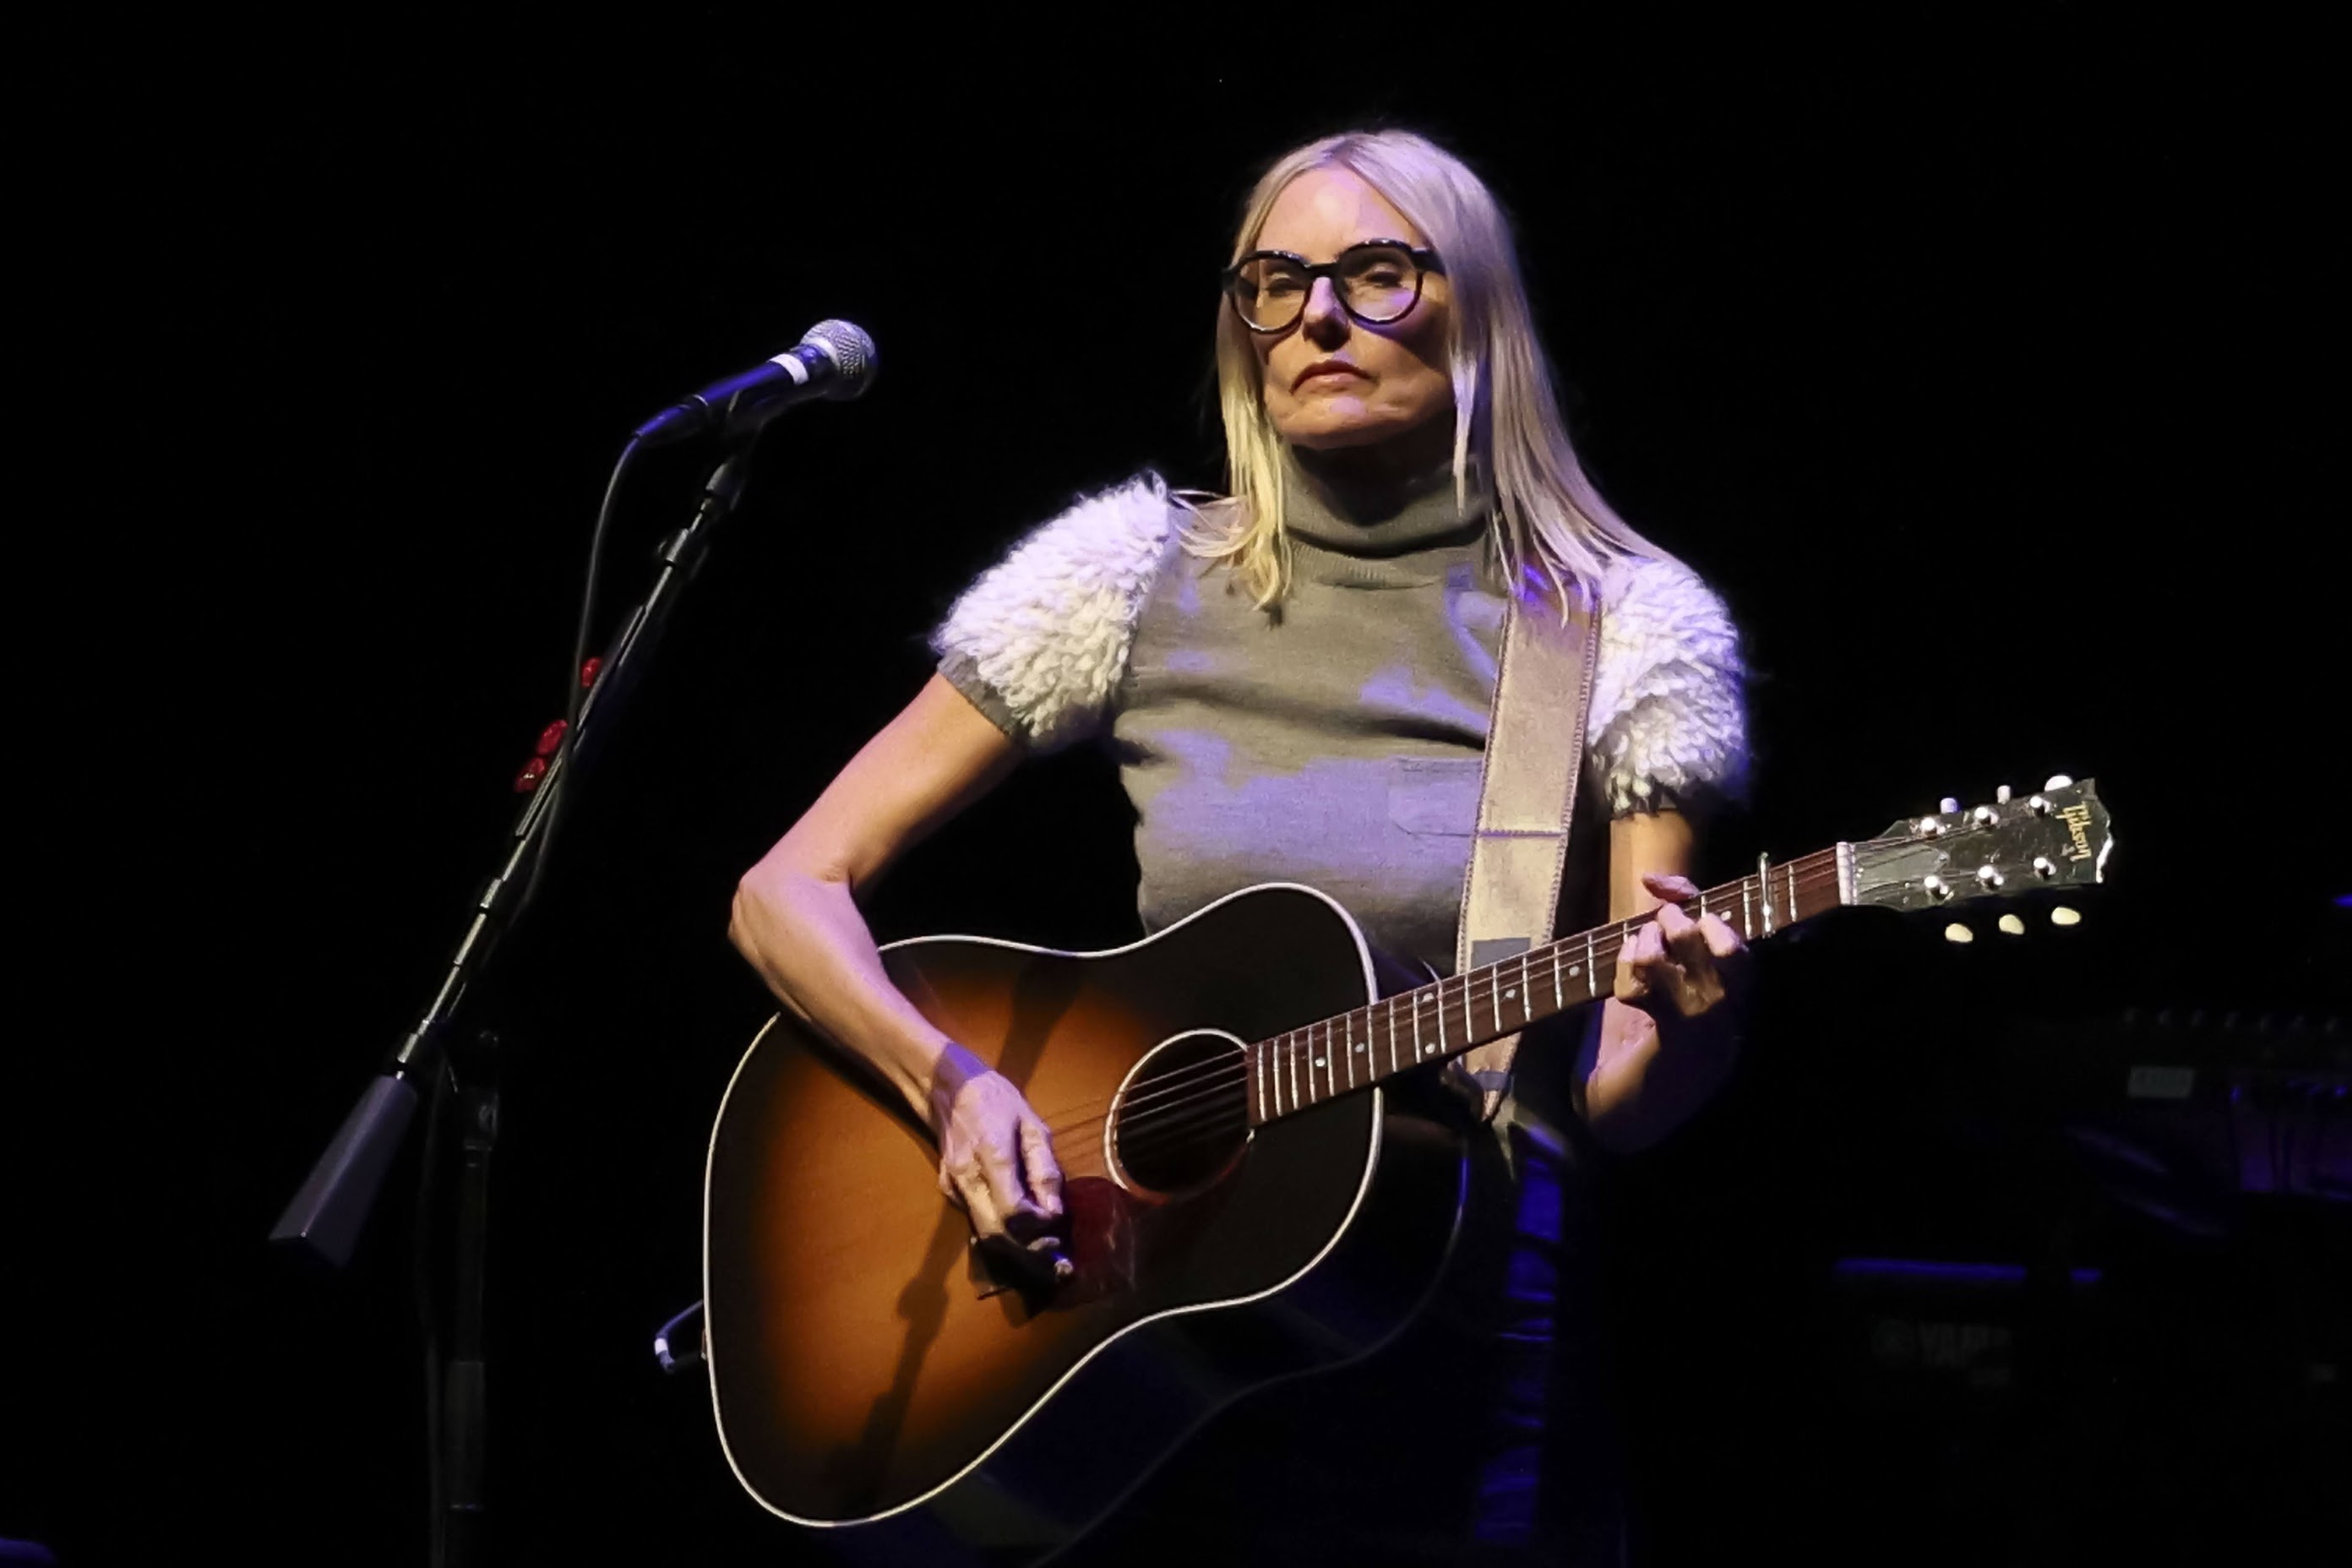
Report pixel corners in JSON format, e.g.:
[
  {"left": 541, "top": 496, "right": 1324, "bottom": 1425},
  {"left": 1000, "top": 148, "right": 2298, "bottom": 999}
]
[{"left": 702, "top": 779, "right": 2113, "bottom": 1554}]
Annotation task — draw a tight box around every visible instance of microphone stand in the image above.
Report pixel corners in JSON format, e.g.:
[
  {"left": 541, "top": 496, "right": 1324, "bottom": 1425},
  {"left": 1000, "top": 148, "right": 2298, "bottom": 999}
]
[{"left": 271, "top": 438, "right": 760, "bottom": 1566}]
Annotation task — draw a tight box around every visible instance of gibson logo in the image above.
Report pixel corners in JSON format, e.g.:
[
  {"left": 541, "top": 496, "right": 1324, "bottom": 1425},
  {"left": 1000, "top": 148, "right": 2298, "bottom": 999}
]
[{"left": 2060, "top": 803, "right": 2095, "bottom": 862}]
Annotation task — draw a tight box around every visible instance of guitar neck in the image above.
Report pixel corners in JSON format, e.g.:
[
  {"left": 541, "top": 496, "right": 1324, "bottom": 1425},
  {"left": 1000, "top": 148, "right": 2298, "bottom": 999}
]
[{"left": 1245, "top": 845, "right": 1850, "bottom": 1126}]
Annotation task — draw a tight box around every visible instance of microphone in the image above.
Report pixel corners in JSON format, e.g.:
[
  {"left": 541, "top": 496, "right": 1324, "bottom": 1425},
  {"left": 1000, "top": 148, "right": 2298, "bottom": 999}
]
[{"left": 632, "top": 318, "right": 878, "bottom": 446}]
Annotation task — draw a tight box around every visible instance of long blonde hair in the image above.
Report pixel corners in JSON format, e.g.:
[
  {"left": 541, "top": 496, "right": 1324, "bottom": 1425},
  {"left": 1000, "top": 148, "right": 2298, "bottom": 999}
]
[{"left": 1188, "top": 128, "right": 1659, "bottom": 609}]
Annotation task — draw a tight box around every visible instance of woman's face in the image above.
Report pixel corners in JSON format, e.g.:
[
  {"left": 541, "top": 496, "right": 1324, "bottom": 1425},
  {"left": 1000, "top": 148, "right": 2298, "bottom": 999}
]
[{"left": 1245, "top": 167, "right": 1455, "bottom": 452}]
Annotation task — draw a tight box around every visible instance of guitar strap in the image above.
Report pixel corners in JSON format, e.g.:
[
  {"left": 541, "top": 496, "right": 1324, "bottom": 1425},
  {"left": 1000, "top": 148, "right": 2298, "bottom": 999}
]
[{"left": 1446, "top": 578, "right": 1602, "bottom": 1124}]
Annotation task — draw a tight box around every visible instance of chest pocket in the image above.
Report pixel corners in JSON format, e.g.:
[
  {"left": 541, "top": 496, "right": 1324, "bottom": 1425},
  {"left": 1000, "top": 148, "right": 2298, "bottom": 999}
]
[{"left": 1386, "top": 755, "right": 1484, "bottom": 836}]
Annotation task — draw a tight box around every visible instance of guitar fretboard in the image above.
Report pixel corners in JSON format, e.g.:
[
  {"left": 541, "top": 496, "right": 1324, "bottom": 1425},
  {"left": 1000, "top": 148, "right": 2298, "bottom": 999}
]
[{"left": 1245, "top": 845, "right": 1850, "bottom": 1125}]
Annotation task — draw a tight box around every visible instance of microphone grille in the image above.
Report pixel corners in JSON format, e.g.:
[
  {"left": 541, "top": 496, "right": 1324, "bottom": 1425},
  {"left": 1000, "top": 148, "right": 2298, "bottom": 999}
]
[{"left": 803, "top": 318, "right": 878, "bottom": 399}]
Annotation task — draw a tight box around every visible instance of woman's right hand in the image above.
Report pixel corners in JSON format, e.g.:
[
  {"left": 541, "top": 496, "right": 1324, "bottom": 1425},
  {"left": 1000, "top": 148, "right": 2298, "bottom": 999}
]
[{"left": 928, "top": 1042, "right": 1070, "bottom": 1279}]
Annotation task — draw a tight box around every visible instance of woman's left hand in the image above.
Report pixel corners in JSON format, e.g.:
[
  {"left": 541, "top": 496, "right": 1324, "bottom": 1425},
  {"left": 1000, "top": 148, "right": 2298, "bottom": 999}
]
[{"left": 1614, "top": 872, "right": 1750, "bottom": 1041}]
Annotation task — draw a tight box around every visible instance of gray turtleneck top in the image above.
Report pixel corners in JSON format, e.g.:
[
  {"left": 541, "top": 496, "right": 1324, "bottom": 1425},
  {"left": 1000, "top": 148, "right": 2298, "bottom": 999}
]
[
  {"left": 933, "top": 461, "right": 1746, "bottom": 978},
  {"left": 1115, "top": 466, "right": 1519, "bottom": 973}
]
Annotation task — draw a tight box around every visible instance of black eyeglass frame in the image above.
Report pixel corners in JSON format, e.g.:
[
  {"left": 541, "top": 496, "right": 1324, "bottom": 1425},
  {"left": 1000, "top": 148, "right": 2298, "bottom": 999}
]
[{"left": 1220, "top": 239, "right": 1446, "bottom": 334}]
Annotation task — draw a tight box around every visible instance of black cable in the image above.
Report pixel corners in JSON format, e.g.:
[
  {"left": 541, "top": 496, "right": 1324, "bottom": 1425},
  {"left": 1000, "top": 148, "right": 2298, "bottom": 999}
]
[
  {"left": 568, "top": 436, "right": 642, "bottom": 741},
  {"left": 407, "top": 438, "right": 636, "bottom": 1561},
  {"left": 514, "top": 435, "right": 642, "bottom": 923},
  {"left": 400, "top": 437, "right": 635, "bottom": 1564}
]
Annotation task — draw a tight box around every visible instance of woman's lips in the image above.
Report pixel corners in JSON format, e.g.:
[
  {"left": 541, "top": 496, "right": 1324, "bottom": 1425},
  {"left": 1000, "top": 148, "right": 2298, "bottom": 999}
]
[{"left": 1294, "top": 362, "right": 1366, "bottom": 389}]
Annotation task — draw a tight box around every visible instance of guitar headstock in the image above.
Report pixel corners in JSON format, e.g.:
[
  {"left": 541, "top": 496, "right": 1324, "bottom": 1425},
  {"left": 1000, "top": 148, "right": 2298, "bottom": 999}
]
[{"left": 1848, "top": 776, "right": 2113, "bottom": 914}]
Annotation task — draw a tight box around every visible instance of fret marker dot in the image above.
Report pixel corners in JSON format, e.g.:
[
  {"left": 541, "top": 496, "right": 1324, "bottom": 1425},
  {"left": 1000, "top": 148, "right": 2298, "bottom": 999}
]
[
  {"left": 1568, "top": 965, "right": 1581, "bottom": 977},
  {"left": 1355, "top": 1043, "right": 1366, "bottom": 1053},
  {"left": 1315, "top": 1057, "right": 1326, "bottom": 1067},
  {"left": 1504, "top": 988, "right": 1516, "bottom": 999}
]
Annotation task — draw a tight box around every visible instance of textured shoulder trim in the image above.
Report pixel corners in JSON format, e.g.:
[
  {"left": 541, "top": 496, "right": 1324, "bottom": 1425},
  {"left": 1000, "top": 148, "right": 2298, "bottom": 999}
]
[
  {"left": 929, "top": 472, "right": 1179, "bottom": 751},
  {"left": 1588, "top": 555, "right": 1749, "bottom": 814}
]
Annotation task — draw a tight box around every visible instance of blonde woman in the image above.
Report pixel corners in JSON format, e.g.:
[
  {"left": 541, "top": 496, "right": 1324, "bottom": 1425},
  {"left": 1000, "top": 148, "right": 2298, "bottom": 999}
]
[{"left": 730, "top": 128, "right": 1750, "bottom": 1561}]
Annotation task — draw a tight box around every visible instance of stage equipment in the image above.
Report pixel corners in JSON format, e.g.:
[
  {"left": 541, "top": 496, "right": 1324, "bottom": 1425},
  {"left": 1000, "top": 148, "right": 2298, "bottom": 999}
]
[
  {"left": 268, "top": 320, "right": 877, "bottom": 1567},
  {"left": 631, "top": 318, "right": 877, "bottom": 446},
  {"left": 1997, "top": 1004, "right": 2349, "bottom": 1223},
  {"left": 697, "top": 781, "right": 2112, "bottom": 1560}
]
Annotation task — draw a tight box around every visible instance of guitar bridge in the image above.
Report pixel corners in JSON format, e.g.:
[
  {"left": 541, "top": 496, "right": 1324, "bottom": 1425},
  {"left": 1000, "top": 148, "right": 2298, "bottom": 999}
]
[
  {"left": 965, "top": 1238, "right": 1034, "bottom": 1302},
  {"left": 963, "top": 1176, "right": 1141, "bottom": 1309}
]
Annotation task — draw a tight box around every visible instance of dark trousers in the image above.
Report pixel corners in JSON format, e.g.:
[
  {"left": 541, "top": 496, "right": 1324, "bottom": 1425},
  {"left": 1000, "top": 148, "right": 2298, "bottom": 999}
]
[{"left": 1061, "top": 1114, "right": 1625, "bottom": 1568}]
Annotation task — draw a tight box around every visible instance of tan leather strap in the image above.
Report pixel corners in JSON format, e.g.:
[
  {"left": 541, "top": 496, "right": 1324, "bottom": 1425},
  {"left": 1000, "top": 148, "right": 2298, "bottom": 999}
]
[{"left": 1446, "top": 582, "right": 1601, "bottom": 1123}]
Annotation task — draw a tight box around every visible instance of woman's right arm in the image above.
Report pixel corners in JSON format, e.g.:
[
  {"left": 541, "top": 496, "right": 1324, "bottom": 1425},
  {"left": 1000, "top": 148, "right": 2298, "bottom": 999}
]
[{"left": 729, "top": 672, "right": 1066, "bottom": 1261}]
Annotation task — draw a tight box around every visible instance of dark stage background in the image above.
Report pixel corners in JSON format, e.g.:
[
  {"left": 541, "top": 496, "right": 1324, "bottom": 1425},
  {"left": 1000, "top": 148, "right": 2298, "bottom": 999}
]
[{"left": 19, "top": 15, "right": 2346, "bottom": 1568}]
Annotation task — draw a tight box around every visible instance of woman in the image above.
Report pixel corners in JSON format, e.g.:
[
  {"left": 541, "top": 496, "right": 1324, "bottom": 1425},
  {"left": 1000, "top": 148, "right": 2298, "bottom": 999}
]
[{"left": 729, "top": 128, "right": 1749, "bottom": 1564}]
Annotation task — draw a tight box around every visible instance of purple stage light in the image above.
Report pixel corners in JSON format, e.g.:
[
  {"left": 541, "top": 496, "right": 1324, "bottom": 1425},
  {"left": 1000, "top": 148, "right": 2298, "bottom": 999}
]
[{"left": 1832, "top": 1258, "right": 2103, "bottom": 1288}]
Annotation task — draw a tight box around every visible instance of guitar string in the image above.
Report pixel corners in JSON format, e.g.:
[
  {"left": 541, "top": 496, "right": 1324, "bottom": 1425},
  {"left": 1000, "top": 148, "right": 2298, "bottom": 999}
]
[
  {"left": 1095, "top": 840, "right": 1853, "bottom": 1133},
  {"left": 1057, "top": 866, "right": 1855, "bottom": 1149},
  {"left": 1037, "top": 895, "right": 1669, "bottom": 1129},
  {"left": 924, "top": 830, "right": 2060, "bottom": 1183},
  {"left": 1030, "top": 856, "right": 1855, "bottom": 1149},
  {"left": 1054, "top": 853, "right": 1850, "bottom": 1132},
  {"left": 1042, "top": 838, "right": 2066, "bottom": 1167},
  {"left": 1027, "top": 927, "right": 1634, "bottom": 1135},
  {"left": 1101, "top": 929, "right": 1933, "bottom": 1162},
  {"left": 1099, "top": 1094, "right": 1253, "bottom": 1152},
  {"left": 1036, "top": 863, "right": 1858, "bottom": 1155},
  {"left": 1089, "top": 936, "right": 1624, "bottom": 1157},
  {"left": 1056, "top": 941, "right": 1632, "bottom": 1146}
]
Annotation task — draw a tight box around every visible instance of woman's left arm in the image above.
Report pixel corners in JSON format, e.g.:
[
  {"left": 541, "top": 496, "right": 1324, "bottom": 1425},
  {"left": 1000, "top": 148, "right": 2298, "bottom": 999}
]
[{"left": 1575, "top": 808, "right": 1750, "bottom": 1152}]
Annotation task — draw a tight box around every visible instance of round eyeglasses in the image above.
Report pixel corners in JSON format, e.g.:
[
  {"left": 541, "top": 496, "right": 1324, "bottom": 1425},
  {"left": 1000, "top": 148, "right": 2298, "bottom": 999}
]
[{"left": 1221, "top": 240, "right": 1445, "bottom": 334}]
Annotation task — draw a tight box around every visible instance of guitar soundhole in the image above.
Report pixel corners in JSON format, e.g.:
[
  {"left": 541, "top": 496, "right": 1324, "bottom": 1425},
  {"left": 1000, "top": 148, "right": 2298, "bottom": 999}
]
[{"left": 1109, "top": 1031, "right": 1251, "bottom": 1196}]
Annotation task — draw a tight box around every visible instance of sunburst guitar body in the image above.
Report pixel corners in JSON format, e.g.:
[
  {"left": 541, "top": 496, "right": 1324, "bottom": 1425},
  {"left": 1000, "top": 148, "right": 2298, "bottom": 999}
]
[{"left": 705, "top": 884, "right": 1468, "bottom": 1557}]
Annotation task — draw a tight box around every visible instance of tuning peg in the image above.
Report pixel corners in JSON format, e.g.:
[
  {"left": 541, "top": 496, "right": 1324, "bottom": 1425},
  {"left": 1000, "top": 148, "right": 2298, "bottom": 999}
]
[
  {"left": 1939, "top": 797, "right": 1960, "bottom": 814},
  {"left": 2044, "top": 773, "right": 2074, "bottom": 790},
  {"left": 1995, "top": 785, "right": 2013, "bottom": 804}
]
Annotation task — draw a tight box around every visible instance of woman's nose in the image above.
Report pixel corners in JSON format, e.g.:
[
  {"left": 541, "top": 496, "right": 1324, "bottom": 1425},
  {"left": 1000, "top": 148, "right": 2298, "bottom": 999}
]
[{"left": 1299, "top": 275, "right": 1351, "bottom": 345}]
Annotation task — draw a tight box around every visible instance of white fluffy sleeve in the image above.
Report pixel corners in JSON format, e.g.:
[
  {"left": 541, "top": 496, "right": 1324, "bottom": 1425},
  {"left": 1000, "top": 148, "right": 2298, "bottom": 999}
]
[
  {"left": 928, "top": 472, "right": 1179, "bottom": 751},
  {"left": 1587, "top": 556, "right": 1749, "bottom": 814}
]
